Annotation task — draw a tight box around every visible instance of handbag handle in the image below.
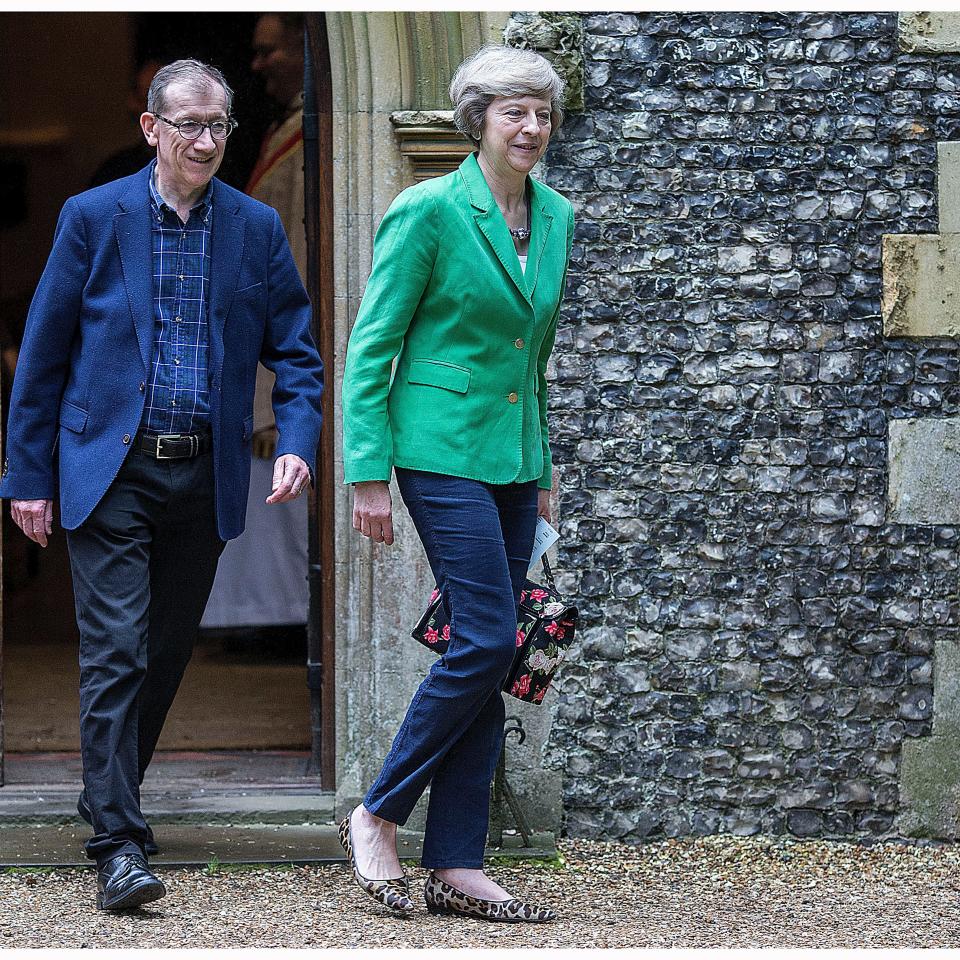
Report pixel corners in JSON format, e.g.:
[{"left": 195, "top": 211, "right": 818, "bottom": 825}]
[{"left": 540, "top": 552, "right": 557, "bottom": 592}]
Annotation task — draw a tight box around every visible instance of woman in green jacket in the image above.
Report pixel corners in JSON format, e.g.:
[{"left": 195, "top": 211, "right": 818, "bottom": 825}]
[{"left": 339, "top": 45, "right": 574, "bottom": 922}]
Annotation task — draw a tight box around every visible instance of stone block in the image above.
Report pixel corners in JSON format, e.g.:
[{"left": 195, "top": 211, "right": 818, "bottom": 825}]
[
  {"left": 888, "top": 418, "right": 960, "bottom": 524},
  {"left": 899, "top": 734, "right": 960, "bottom": 838},
  {"left": 899, "top": 12, "right": 960, "bottom": 54},
  {"left": 882, "top": 234, "right": 960, "bottom": 338},
  {"left": 896, "top": 639, "right": 960, "bottom": 838},
  {"left": 938, "top": 142, "right": 960, "bottom": 232},
  {"left": 933, "top": 640, "right": 960, "bottom": 738}
]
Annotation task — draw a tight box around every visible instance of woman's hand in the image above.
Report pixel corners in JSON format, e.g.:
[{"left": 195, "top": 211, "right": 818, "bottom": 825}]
[
  {"left": 537, "top": 487, "right": 552, "bottom": 523},
  {"left": 353, "top": 480, "right": 395, "bottom": 545}
]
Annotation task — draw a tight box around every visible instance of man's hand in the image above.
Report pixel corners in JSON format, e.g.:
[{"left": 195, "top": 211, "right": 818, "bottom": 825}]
[
  {"left": 11, "top": 499, "right": 54, "bottom": 547},
  {"left": 266, "top": 454, "right": 311, "bottom": 504},
  {"left": 352, "top": 480, "right": 394, "bottom": 545},
  {"left": 538, "top": 487, "right": 552, "bottom": 523}
]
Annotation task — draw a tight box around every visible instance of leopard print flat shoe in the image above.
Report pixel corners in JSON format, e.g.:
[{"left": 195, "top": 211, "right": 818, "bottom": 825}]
[
  {"left": 337, "top": 813, "right": 414, "bottom": 916},
  {"left": 424, "top": 872, "right": 556, "bottom": 923}
]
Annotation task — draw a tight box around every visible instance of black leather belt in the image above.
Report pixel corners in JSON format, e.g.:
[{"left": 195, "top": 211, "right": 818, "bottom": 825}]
[{"left": 137, "top": 431, "right": 211, "bottom": 460}]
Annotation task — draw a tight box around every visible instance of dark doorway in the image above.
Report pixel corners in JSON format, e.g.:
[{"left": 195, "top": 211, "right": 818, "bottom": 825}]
[{"left": 0, "top": 12, "right": 332, "bottom": 782}]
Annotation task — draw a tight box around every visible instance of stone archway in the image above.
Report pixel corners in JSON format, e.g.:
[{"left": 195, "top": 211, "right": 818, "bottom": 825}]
[{"left": 323, "top": 12, "right": 562, "bottom": 835}]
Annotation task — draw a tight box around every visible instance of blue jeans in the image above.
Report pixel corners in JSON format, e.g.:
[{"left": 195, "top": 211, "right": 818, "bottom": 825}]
[{"left": 364, "top": 468, "right": 539, "bottom": 868}]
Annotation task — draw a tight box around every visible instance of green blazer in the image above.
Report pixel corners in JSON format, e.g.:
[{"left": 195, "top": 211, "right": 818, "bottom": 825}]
[{"left": 341, "top": 153, "right": 574, "bottom": 490}]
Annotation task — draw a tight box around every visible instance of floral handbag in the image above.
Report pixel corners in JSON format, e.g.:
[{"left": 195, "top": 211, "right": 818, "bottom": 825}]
[{"left": 411, "top": 554, "right": 578, "bottom": 704}]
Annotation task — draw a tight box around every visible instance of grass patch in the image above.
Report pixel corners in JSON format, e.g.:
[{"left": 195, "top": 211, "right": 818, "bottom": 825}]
[{"left": 204, "top": 859, "right": 297, "bottom": 875}]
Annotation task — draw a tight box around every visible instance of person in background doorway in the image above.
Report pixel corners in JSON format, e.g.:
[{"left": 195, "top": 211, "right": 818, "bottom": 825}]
[
  {"left": 0, "top": 58, "right": 323, "bottom": 912},
  {"left": 201, "top": 12, "right": 310, "bottom": 631},
  {"left": 88, "top": 58, "right": 162, "bottom": 187},
  {"left": 247, "top": 11, "right": 307, "bottom": 457},
  {"left": 248, "top": 12, "right": 306, "bottom": 274}
]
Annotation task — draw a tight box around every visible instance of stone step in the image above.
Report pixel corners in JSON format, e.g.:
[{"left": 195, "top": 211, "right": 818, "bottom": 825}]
[
  {"left": 0, "top": 752, "right": 557, "bottom": 866},
  {"left": 0, "top": 822, "right": 555, "bottom": 868},
  {"left": 0, "top": 787, "right": 335, "bottom": 826},
  {"left": 0, "top": 750, "right": 331, "bottom": 825}
]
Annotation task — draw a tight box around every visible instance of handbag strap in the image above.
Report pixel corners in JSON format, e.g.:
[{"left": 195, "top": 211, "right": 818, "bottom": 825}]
[{"left": 540, "top": 552, "right": 557, "bottom": 592}]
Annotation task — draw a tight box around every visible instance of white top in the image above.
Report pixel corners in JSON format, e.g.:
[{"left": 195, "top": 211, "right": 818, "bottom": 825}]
[{"left": 518, "top": 254, "right": 528, "bottom": 273}]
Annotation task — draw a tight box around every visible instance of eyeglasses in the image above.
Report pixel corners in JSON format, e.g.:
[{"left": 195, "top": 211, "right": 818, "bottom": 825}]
[{"left": 153, "top": 113, "right": 238, "bottom": 140}]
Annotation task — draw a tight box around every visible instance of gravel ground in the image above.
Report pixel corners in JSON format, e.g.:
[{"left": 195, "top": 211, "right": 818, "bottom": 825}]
[{"left": 1, "top": 836, "right": 960, "bottom": 948}]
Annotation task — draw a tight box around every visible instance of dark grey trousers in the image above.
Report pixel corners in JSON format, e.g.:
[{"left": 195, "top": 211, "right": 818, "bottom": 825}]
[{"left": 66, "top": 445, "right": 224, "bottom": 867}]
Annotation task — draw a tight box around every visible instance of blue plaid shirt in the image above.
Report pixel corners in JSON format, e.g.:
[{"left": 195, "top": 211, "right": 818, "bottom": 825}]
[{"left": 141, "top": 161, "right": 213, "bottom": 434}]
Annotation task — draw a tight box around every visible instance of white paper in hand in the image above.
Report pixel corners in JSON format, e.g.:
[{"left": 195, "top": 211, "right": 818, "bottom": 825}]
[{"left": 529, "top": 516, "right": 560, "bottom": 572}]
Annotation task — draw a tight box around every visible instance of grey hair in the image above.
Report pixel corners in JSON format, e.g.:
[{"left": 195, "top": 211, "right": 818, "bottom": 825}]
[
  {"left": 449, "top": 44, "right": 565, "bottom": 141},
  {"left": 146, "top": 58, "right": 235, "bottom": 115}
]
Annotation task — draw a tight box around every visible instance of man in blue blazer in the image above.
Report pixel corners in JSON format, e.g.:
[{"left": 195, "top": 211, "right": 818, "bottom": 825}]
[{"left": 0, "top": 59, "right": 323, "bottom": 910}]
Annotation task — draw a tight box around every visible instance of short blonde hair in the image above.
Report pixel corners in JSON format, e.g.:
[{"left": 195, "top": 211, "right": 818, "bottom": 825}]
[{"left": 449, "top": 45, "right": 565, "bottom": 141}]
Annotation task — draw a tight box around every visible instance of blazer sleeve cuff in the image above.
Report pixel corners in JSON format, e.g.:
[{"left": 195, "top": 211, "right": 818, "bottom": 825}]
[
  {"left": 343, "top": 461, "right": 393, "bottom": 485},
  {"left": 0, "top": 482, "right": 56, "bottom": 501},
  {"left": 537, "top": 463, "right": 552, "bottom": 491}
]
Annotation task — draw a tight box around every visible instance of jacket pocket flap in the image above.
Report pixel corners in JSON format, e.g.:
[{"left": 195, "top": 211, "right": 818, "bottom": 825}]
[
  {"left": 59, "top": 399, "right": 88, "bottom": 434},
  {"left": 408, "top": 359, "right": 471, "bottom": 394}
]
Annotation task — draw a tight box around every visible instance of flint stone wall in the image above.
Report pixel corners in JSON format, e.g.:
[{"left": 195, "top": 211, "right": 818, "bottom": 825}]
[{"left": 542, "top": 11, "right": 960, "bottom": 840}]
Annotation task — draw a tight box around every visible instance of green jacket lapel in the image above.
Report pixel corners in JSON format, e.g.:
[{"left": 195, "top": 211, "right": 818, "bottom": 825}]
[
  {"left": 526, "top": 178, "right": 554, "bottom": 301},
  {"left": 459, "top": 153, "right": 533, "bottom": 307}
]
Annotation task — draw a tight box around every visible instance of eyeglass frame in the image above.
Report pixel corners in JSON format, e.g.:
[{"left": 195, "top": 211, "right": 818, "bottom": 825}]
[{"left": 152, "top": 113, "right": 238, "bottom": 141}]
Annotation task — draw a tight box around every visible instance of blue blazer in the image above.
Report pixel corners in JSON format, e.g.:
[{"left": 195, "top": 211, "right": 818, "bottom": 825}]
[{"left": 0, "top": 164, "right": 324, "bottom": 541}]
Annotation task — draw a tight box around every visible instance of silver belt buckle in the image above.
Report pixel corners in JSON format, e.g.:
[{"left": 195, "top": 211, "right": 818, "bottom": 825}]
[{"left": 155, "top": 433, "right": 188, "bottom": 459}]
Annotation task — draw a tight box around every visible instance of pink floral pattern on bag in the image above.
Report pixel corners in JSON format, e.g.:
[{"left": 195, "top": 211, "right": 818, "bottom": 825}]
[{"left": 412, "top": 571, "right": 577, "bottom": 704}]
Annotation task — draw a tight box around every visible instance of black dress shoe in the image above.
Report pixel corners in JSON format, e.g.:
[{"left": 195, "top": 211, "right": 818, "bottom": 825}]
[
  {"left": 96, "top": 853, "right": 166, "bottom": 911},
  {"left": 78, "top": 792, "right": 159, "bottom": 857}
]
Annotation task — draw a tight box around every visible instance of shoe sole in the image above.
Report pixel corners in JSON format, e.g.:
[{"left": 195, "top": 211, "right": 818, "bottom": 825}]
[
  {"left": 426, "top": 902, "right": 551, "bottom": 922},
  {"left": 97, "top": 879, "right": 166, "bottom": 912}
]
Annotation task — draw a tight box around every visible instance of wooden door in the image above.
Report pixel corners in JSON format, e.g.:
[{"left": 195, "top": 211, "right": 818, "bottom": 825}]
[{"left": 304, "top": 13, "right": 336, "bottom": 791}]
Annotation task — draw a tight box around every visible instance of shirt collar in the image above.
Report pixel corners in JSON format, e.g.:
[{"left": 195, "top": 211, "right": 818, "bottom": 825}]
[{"left": 148, "top": 159, "right": 214, "bottom": 222}]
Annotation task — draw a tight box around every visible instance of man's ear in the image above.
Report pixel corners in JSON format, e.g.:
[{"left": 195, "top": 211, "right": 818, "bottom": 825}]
[{"left": 140, "top": 112, "right": 159, "bottom": 147}]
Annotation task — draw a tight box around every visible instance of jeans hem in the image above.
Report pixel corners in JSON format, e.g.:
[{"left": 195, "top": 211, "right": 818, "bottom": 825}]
[
  {"left": 363, "top": 795, "right": 410, "bottom": 828},
  {"left": 422, "top": 860, "right": 486, "bottom": 870},
  {"left": 92, "top": 841, "right": 147, "bottom": 869}
]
